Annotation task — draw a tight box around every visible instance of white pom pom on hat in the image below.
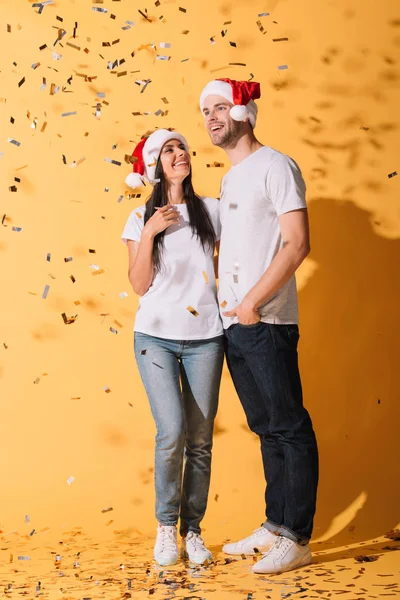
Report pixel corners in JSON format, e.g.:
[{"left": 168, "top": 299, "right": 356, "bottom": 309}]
[
  {"left": 125, "top": 129, "right": 189, "bottom": 189},
  {"left": 199, "top": 78, "right": 261, "bottom": 128}
]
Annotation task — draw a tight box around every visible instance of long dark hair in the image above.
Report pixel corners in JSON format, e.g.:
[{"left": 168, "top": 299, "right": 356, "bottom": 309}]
[{"left": 144, "top": 157, "right": 216, "bottom": 274}]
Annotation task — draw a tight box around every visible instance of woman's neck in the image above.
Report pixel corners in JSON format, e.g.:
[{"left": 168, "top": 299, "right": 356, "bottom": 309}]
[{"left": 166, "top": 181, "right": 185, "bottom": 204}]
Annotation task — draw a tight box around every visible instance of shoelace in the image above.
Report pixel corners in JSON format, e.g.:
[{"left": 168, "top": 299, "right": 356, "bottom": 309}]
[
  {"left": 159, "top": 527, "right": 177, "bottom": 551},
  {"left": 246, "top": 527, "right": 268, "bottom": 540},
  {"left": 263, "top": 535, "right": 292, "bottom": 558},
  {"left": 186, "top": 532, "right": 206, "bottom": 552}
]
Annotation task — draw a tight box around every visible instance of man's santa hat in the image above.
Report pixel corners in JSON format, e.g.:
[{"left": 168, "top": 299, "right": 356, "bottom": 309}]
[
  {"left": 125, "top": 128, "right": 189, "bottom": 189},
  {"left": 199, "top": 78, "right": 261, "bottom": 128}
]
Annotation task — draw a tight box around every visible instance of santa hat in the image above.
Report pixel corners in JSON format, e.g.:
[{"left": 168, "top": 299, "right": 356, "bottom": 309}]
[
  {"left": 125, "top": 128, "right": 189, "bottom": 189},
  {"left": 199, "top": 78, "right": 261, "bottom": 128}
]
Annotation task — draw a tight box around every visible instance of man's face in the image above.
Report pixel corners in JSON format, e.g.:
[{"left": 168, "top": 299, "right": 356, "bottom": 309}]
[{"left": 202, "top": 95, "right": 242, "bottom": 148}]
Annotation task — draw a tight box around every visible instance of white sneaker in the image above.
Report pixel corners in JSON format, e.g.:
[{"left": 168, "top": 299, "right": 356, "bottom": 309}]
[
  {"left": 182, "top": 532, "right": 212, "bottom": 565},
  {"left": 252, "top": 536, "right": 312, "bottom": 574},
  {"left": 222, "top": 526, "right": 277, "bottom": 556},
  {"left": 154, "top": 524, "right": 179, "bottom": 566}
]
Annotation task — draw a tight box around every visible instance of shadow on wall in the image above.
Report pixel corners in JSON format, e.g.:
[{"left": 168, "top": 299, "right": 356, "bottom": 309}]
[{"left": 299, "top": 198, "right": 400, "bottom": 545}]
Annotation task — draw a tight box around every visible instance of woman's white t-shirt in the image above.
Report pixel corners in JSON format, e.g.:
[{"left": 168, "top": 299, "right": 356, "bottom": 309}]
[{"left": 121, "top": 197, "right": 223, "bottom": 340}]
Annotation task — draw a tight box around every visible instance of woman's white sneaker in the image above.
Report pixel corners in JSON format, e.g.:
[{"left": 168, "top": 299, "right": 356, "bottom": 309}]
[
  {"left": 182, "top": 532, "right": 212, "bottom": 565},
  {"left": 252, "top": 536, "right": 312, "bottom": 574},
  {"left": 222, "top": 526, "right": 277, "bottom": 555},
  {"left": 154, "top": 524, "right": 179, "bottom": 566}
]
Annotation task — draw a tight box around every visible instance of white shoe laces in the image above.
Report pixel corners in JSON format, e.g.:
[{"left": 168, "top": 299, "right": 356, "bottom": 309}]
[
  {"left": 186, "top": 532, "right": 206, "bottom": 552},
  {"left": 158, "top": 526, "right": 177, "bottom": 552},
  {"left": 264, "top": 535, "right": 293, "bottom": 558},
  {"left": 246, "top": 526, "right": 269, "bottom": 541}
]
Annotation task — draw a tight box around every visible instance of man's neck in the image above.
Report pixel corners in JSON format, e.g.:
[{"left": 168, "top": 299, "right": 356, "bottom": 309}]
[{"left": 224, "top": 131, "right": 263, "bottom": 166}]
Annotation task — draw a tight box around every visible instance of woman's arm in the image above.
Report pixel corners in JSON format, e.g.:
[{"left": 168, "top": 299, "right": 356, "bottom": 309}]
[
  {"left": 127, "top": 205, "right": 180, "bottom": 296},
  {"left": 127, "top": 230, "right": 155, "bottom": 296}
]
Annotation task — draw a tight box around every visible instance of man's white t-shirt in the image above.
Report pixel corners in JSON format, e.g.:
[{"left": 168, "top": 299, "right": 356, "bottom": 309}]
[
  {"left": 121, "top": 197, "right": 223, "bottom": 340},
  {"left": 218, "top": 146, "right": 307, "bottom": 329}
]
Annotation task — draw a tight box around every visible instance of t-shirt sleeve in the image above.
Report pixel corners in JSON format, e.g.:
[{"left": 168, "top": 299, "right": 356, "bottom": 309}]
[
  {"left": 212, "top": 200, "right": 221, "bottom": 242},
  {"left": 121, "top": 209, "right": 144, "bottom": 245},
  {"left": 202, "top": 197, "right": 221, "bottom": 242},
  {"left": 266, "top": 154, "right": 307, "bottom": 216}
]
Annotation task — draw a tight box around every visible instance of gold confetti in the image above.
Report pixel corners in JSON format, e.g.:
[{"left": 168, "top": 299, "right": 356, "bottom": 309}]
[
  {"left": 202, "top": 270, "right": 209, "bottom": 284},
  {"left": 186, "top": 306, "right": 199, "bottom": 317},
  {"left": 220, "top": 300, "right": 227, "bottom": 308}
]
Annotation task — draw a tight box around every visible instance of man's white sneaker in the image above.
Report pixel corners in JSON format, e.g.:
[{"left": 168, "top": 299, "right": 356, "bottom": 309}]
[
  {"left": 222, "top": 526, "right": 277, "bottom": 556},
  {"left": 252, "top": 536, "right": 312, "bottom": 574},
  {"left": 182, "top": 532, "right": 212, "bottom": 565},
  {"left": 154, "top": 524, "right": 179, "bottom": 566}
]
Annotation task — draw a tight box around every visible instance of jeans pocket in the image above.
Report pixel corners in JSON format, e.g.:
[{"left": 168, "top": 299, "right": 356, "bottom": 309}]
[{"left": 285, "top": 325, "right": 300, "bottom": 340}]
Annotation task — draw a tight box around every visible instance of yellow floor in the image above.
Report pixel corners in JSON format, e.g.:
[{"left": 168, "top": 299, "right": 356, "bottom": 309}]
[{"left": 1, "top": 530, "right": 398, "bottom": 599}]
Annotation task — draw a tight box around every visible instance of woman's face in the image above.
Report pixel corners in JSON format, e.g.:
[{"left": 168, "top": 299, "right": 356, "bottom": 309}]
[{"left": 159, "top": 139, "right": 190, "bottom": 184}]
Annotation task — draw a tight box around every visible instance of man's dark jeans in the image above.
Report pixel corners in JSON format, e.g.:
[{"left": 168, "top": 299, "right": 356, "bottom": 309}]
[{"left": 224, "top": 321, "right": 319, "bottom": 543}]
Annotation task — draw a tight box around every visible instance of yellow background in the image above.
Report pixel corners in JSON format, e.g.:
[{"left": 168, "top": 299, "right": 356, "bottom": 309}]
[{"left": 0, "top": 0, "right": 399, "bottom": 549}]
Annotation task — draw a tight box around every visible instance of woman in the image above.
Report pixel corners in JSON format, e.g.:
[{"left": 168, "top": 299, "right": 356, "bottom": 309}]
[{"left": 121, "top": 129, "right": 224, "bottom": 567}]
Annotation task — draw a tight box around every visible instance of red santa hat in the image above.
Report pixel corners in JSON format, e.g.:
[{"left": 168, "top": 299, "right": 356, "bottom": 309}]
[
  {"left": 199, "top": 78, "right": 261, "bottom": 128},
  {"left": 125, "top": 128, "right": 189, "bottom": 189}
]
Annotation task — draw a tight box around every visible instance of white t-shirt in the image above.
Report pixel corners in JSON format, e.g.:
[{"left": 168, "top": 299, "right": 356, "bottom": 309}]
[
  {"left": 218, "top": 146, "right": 307, "bottom": 329},
  {"left": 121, "top": 197, "right": 223, "bottom": 340}
]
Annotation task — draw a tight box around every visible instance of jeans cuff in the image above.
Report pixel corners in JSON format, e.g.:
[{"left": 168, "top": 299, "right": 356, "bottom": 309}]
[{"left": 262, "top": 520, "right": 309, "bottom": 545}]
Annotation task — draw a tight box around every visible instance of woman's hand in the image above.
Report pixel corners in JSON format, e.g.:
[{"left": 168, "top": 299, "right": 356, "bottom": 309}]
[{"left": 143, "top": 205, "right": 180, "bottom": 238}]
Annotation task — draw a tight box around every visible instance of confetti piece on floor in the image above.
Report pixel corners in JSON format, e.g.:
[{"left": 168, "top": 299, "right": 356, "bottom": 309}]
[
  {"left": 17, "top": 556, "right": 30, "bottom": 561},
  {"left": 278, "top": 64, "right": 289, "bottom": 70},
  {"left": 67, "top": 476, "right": 75, "bottom": 485},
  {"left": 42, "top": 284, "right": 50, "bottom": 299},
  {"left": 61, "top": 111, "right": 77, "bottom": 117},
  {"left": 101, "top": 507, "right": 113, "bottom": 513},
  {"left": 273, "top": 37, "right": 289, "bottom": 42},
  {"left": 61, "top": 313, "right": 78, "bottom": 324},
  {"left": 109, "top": 327, "right": 118, "bottom": 334},
  {"left": 8, "top": 138, "right": 21, "bottom": 146},
  {"left": 258, "top": 12, "right": 270, "bottom": 16},
  {"left": 388, "top": 171, "right": 397, "bottom": 178},
  {"left": 104, "top": 386, "right": 111, "bottom": 393},
  {"left": 186, "top": 306, "right": 199, "bottom": 317},
  {"left": 119, "top": 292, "right": 128, "bottom": 298},
  {"left": 25, "top": 515, "right": 30, "bottom": 523},
  {"left": 355, "top": 555, "right": 379, "bottom": 562}
]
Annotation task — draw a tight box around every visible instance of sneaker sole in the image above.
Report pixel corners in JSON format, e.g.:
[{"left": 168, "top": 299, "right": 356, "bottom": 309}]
[
  {"left": 154, "top": 555, "right": 179, "bottom": 567},
  {"left": 252, "top": 554, "right": 312, "bottom": 575},
  {"left": 181, "top": 549, "right": 212, "bottom": 565}
]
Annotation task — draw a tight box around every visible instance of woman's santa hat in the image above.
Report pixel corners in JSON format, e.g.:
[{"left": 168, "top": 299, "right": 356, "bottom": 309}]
[
  {"left": 125, "top": 128, "right": 189, "bottom": 189},
  {"left": 199, "top": 78, "right": 261, "bottom": 128}
]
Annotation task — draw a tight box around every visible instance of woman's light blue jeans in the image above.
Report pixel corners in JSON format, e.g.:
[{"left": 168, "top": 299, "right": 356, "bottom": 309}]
[{"left": 134, "top": 332, "right": 224, "bottom": 535}]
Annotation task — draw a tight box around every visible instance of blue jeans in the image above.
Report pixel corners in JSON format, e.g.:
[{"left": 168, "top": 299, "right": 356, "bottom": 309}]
[
  {"left": 134, "top": 332, "right": 224, "bottom": 535},
  {"left": 224, "top": 322, "right": 319, "bottom": 543}
]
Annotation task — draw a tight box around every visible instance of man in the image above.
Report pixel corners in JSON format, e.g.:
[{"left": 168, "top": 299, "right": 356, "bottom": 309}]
[{"left": 200, "top": 78, "right": 319, "bottom": 574}]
